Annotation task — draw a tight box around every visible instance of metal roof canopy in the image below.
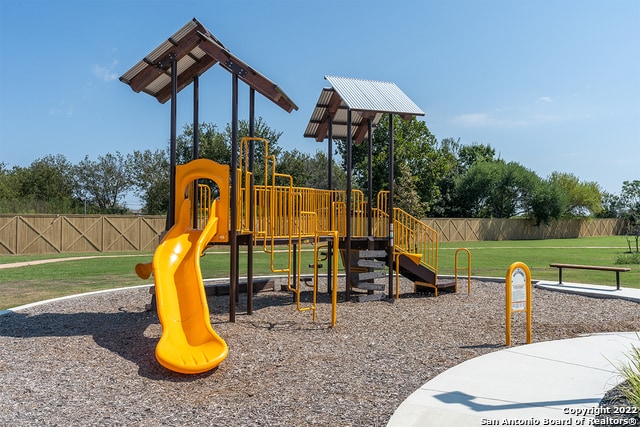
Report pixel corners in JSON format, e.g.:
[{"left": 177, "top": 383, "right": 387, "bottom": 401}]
[
  {"left": 304, "top": 76, "right": 425, "bottom": 301},
  {"left": 304, "top": 76, "right": 424, "bottom": 144},
  {"left": 119, "top": 18, "right": 297, "bottom": 113}
]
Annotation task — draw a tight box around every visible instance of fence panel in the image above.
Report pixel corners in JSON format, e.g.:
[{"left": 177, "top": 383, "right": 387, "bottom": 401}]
[
  {"left": 430, "top": 217, "right": 627, "bottom": 242},
  {"left": 0, "top": 215, "right": 629, "bottom": 255},
  {"left": 0, "top": 215, "right": 165, "bottom": 255}
]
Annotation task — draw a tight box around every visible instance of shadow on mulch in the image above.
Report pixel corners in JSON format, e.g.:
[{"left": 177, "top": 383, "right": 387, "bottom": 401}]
[{"left": 0, "top": 308, "right": 221, "bottom": 382}]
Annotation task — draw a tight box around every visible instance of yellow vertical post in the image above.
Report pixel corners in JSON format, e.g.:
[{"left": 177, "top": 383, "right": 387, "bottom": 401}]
[
  {"left": 505, "top": 262, "right": 532, "bottom": 346},
  {"left": 454, "top": 248, "right": 471, "bottom": 294}
]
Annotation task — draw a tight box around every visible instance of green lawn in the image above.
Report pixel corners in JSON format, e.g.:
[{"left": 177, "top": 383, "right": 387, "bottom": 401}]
[
  {"left": 0, "top": 236, "right": 637, "bottom": 311},
  {"left": 438, "top": 236, "right": 638, "bottom": 287}
]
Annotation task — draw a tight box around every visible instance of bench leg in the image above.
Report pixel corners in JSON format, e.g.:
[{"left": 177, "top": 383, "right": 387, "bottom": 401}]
[
  {"left": 616, "top": 272, "right": 620, "bottom": 290},
  {"left": 558, "top": 268, "right": 563, "bottom": 284}
]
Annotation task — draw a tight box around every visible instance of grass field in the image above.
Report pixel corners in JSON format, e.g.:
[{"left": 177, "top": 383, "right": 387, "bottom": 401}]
[{"left": 0, "top": 236, "right": 637, "bottom": 310}]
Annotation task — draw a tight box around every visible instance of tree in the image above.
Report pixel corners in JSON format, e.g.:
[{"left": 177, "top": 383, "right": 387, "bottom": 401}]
[
  {"left": 548, "top": 172, "right": 602, "bottom": 217},
  {"left": 19, "top": 155, "right": 76, "bottom": 202},
  {"left": 457, "top": 142, "right": 496, "bottom": 172},
  {"left": 620, "top": 180, "right": 640, "bottom": 251},
  {"left": 176, "top": 122, "right": 229, "bottom": 166},
  {"left": 394, "top": 162, "right": 428, "bottom": 217},
  {"left": 620, "top": 180, "right": 640, "bottom": 221},
  {"left": 597, "top": 191, "right": 623, "bottom": 218},
  {"left": 0, "top": 162, "right": 18, "bottom": 201},
  {"left": 453, "top": 160, "right": 558, "bottom": 222},
  {"left": 528, "top": 178, "right": 567, "bottom": 225},
  {"left": 1, "top": 155, "right": 79, "bottom": 213},
  {"left": 129, "top": 149, "right": 170, "bottom": 215},
  {"left": 303, "top": 150, "right": 346, "bottom": 191},
  {"left": 273, "top": 149, "right": 311, "bottom": 186},
  {"left": 431, "top": 139, "right": 496, "bottom": 217},
  {"left": 74, "top": 152, "right": 133, "bottom": 212},
  {"left": 336, "top": 116, "right": 444, "bottom": 217}
]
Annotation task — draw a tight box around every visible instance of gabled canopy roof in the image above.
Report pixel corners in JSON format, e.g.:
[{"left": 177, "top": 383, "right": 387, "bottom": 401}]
[
  {"left": 304, "top": 76, "right": 424, "bottom": 144},
  {"left": 119, "top": 18, "right": 297, "bottom": 113}
]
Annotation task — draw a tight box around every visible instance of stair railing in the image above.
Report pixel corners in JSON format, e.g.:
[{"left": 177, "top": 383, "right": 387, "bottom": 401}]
[
  {"left": 455, "top": 247, "right": 471, "bottom": 294},
  {"left": 376, "top": 191, "right": 438, "bottom": 273}
]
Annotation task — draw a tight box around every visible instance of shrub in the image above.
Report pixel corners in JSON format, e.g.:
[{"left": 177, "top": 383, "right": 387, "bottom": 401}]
[
  {"left": 615, "top": 253, "right": 640, "bottom": 265},
  {"left": 616, "top": 342, "right": 640, "bottom": 410}
]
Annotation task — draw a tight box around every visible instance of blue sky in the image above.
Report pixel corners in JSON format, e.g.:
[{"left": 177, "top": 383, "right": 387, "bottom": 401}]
[{"left": 1, "top": 0, "right": 638, "bottom": 209}]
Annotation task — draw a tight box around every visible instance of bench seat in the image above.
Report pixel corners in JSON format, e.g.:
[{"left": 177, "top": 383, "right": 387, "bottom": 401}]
[{"left": 549, "top": 263, "right": 631, "bottom": 290}]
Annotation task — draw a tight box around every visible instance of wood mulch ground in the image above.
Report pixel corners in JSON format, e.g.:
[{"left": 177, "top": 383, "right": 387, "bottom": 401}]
[{"left": 1, "top": 278, "right": 639, "bottom": 426}]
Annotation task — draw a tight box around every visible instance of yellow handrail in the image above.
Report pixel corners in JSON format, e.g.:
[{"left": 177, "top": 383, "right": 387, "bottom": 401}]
[
  {"left": 455, "top": 247, "right": 471, "bottom": 294},
  {"left": 376, "top": 190, "right": 438, "bottom": 273},
  {"left": 231, "top": 137, "right": 438, "bottom": 326}
]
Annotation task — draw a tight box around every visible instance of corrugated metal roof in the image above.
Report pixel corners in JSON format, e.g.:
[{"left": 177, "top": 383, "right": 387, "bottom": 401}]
[
  {"left": 325, "top": 76, "right": 424, "bottom": 116},
  {"left": 303, "top": 88, "right": 384, "bottom": 142},
  {"left": 119, "top": 18, "right": 297, "bottom": 113},
  {"left": 304, "top": 76, "right": 423, "bottom": 143}
]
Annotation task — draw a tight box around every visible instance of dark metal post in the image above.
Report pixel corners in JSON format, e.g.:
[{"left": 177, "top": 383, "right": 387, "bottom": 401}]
[
  {"left": 247, "top": 88, "right": 255, "bottom": 314},
  {"left": 367, "top": 118, "right": 373, "bottom": 238},
  {"left": 193, "top": 75, "right": 199, "bottom": 158},
  {"left": 192, "top": 75, "right": 200, "bottom": 228},
  {"left": 327, "top": 115, "right": 333, "bottom": 294},
  {"left": 328, "top": 116, "right": 333, "bottom": 192},
  {"left": 387, "top": 114, "right": 395, "bottom": 298},
  {"left": 345, "top": 109, "right": 352, "bottom": 300},
  {"left": 292, "top": 242, "right": 298, "bottom": 299},
  {"left": 167, "top": 53, "right": 178, "bottom": 231},
  {"left": 229, "top": 74, "right": 239, "bottom": 322}
]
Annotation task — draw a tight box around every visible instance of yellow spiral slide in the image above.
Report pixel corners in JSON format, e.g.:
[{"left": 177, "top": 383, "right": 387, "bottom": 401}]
[{"left": 137, "top": 159, "right": 230, "bottom": 374}]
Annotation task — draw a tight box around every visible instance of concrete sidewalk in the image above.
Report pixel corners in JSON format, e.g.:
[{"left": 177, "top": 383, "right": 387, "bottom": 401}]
[{"left": 387, "top": 283, "right": 640, "bottom": 427}]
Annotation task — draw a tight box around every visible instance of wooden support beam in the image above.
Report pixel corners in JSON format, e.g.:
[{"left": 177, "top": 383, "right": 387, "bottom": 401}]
[
  {"left": 127, "top": 30, "right": 205, "bottom": 93},
  {"left": 155, "top": 55, "right": 217, "bottom": 104},
  {"left": 314, "top": 90, "right": 343, "bottom": 141},
  {"left": 197, "top": 33, "right": 297, "bottom": 113}
]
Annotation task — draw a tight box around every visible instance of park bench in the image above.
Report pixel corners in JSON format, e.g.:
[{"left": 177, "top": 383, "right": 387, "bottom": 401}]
[{"left": 549, "top": 263, "right": 631, "bottom": 290}]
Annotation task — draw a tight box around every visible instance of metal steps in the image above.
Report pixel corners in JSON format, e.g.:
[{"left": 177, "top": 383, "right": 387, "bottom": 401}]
[{"left": 349, "top": 249, "right": 387, "bottom": 302}]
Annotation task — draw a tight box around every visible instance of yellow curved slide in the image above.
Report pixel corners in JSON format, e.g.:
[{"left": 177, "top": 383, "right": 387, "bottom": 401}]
[{"left": 147, "top": 159, "right": 230, "bottom": 374}]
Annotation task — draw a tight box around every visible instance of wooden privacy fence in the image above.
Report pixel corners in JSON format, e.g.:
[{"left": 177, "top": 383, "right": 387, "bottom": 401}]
[
  {"left": 0, "top": 215, "right": 166, "bottom": 255},
  {"left": 422, "top": 217, "right": 628, "bottom": 242},
  {"left": 0, "top": 215, "right": 629, "bottom": 255}
]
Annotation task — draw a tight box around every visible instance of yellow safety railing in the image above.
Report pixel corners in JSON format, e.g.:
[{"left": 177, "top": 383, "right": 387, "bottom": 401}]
[
  {"left": 236, "top": 137, "right": 339, "bottom": 323},
  {"left": 188, "top": 183, "right": 213, "bottom": 230},
  {"left": 228, "top": 137, "right": 439, "bottom": 326},
  {"left": 376, "top": 191, "right": 438, "bottom": 274},
  {"left": 455, "top": 247, "right": 471, "bottom": 294}
]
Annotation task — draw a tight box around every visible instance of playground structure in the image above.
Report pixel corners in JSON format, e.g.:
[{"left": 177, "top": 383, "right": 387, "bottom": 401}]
[{"left": 121, "top": 18, "right": 455, "bottom": 374}]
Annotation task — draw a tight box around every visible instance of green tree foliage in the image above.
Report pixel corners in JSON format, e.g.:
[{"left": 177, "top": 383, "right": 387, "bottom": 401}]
[
  {"left": 74, "top": 152, "right": 132, "bottom": 212},
  {"left": 0, "top": 162, "right": 19, "bottom": 200},
  {"left": 20, "top": 155, "right": 75, "bottom": 202},
  {"left": 620, "top": 180, "right": 640, "bottom": 249},
  {"left": 453, "top": 160, "right": 564, "bottom": 224},
  {"left": 336, "top": 116, "right": 444, "bottom": 218},
  {"left": 548, "top": 172, "right": 602, "bottom": 217},
  {"left": 395, "top": 162, "right": 428, "bottom": 217},
  {"left": 457, "top": 142, "right": 497, "bottom": 171},
  {"left": 0, "top": 155, "right": 79, "bottom": 213},
  {"left": 273, "top": 149, "right": 310, "bottom": 186},
  {"left": 304, "top": 150, "right": 346, "bottom": 191},
  {"left": 528, "top": 178, "right": 567, "bottom": 225},
  {"left": 432, "top": 139, "right": 496, "bottom": 217},
  {"left": 129, "top": 149, "right": 169, "bottom": 215},
  {"left": 1, "top": 114, "right": 628, "bottom": 224},
  {"left": 176, "top": 122, "right": 229, "bottom": 166},
  {"left": 621, "top": 180, "right": 640, "bottom": 221}
]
